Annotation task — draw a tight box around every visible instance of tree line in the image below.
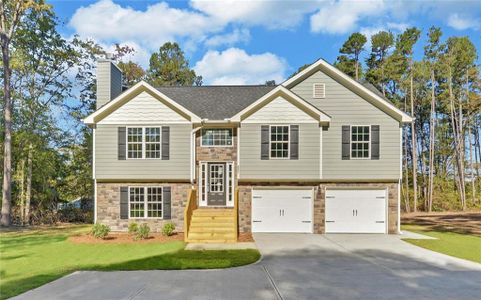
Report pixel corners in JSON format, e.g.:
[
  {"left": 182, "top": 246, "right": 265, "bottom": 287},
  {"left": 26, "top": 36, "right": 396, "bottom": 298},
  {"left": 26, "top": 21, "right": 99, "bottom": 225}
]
[
  {"left": 0, "top": 1, "right": 201, "bottom": 226},
  {"left": 1, "top": 1, "right": 480, "bottom": 226},
  {"left": 330, "top": 28, "right": 480, "bottom": 212}
]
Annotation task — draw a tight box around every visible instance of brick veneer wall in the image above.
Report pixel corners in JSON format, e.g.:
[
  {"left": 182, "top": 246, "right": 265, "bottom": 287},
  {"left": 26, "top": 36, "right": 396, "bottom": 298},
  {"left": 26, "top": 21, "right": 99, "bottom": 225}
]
[
  {"left": 96, "top": 182, "right": 191, "bottom": 232},
  {"left": 238, "top": 182, "right": 399, "bottom": 234},
  {"left": 195, "top": 129, "right": 237, "bottom": 162}
]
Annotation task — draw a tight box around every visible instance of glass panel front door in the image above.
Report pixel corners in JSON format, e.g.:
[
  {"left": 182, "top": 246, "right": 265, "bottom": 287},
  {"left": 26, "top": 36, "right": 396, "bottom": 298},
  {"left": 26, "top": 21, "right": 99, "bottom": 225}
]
[{"left": 207, "top": 163, "right": 226, "bottom": 206}]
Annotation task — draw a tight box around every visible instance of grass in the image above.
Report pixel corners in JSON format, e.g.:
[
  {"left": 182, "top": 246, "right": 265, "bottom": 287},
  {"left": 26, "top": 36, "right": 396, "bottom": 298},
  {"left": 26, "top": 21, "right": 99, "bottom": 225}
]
[
  {"left": 0, "top": 225, "right": 260, "bottom": 299},
  {"left": 402, "top": 224, "right": 481, "bottom": 264}
]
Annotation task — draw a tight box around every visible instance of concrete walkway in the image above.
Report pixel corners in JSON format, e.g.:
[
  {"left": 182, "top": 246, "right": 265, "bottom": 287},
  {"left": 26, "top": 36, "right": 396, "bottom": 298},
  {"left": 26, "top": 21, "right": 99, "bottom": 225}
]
[{"left": 13, "top": 234, "right": 481, "bottom": 300}]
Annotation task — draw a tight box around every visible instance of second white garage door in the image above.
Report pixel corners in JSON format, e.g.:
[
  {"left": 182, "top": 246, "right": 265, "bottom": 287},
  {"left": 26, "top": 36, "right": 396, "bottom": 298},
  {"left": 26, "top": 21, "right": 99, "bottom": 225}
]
[
  {"left": 252, "top": 189, "right": 313, "bottom": 233},
  {"left": 325, "top": 189, "right": 387, "bottom": 233}
]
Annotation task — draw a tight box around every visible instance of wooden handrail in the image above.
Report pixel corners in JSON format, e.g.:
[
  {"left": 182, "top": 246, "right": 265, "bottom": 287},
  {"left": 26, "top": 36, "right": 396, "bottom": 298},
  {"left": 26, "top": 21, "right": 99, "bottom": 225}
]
[
  {"left": 183, "top": 187, "right": 197, "bottom": 241},
  {"left": 234, "top": 187, "right": 239, "bottom": 241}
]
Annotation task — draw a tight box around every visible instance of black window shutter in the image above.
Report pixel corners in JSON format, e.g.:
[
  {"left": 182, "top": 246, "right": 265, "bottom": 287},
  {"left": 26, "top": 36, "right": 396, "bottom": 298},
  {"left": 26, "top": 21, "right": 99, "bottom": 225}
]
[
  {"left": 290, "top": 125, "right": 299, "bottom": 160},
  {"left": 371, "top": 125, "right": 380, "bottom": 160},
  {"left": 342, "top": 125, "right": 350, "bottom": 160},
  {"left": 118, "top": 127, "right": 126, "bottom": 160},
  {"left": 163, "top": 186, "right": 171, "bottom": 219},
  {"left": 261, "top": 125, "right": 269, "bottom": 160},
  {"left": 120, "top": 186, "right": 129, "bottom": 219},
  {"left": 162, "top": 126, "right": 170, "bottom": 160}
]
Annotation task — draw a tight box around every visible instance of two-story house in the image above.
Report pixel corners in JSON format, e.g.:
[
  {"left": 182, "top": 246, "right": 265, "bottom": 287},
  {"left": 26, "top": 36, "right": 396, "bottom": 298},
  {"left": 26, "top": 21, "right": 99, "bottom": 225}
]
[{"left": 84, "top": 58, "right": 412, "bottom": 243}]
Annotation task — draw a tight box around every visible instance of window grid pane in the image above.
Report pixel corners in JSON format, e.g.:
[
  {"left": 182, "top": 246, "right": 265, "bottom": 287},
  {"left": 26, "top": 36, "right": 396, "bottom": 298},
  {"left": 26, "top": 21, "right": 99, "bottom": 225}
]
[
  {"left": 129, "top": 187, "right": 145, "bottom": 218},
  {"left": 202, "top": 129, "right": 232, "bottom": 146},
  {"left": 147, "top": 187, "right": 162, "bottom": 218},
  {"left": 351, "top": 126, "right": 370, "bottom": 158},
  {"left": 145, "top": 127, "right": 161, "bottom": 158},
  {"left": 270, "top": 126, "right": 289, "bottom": 158},
  {"left": 127, "top": 128, "right": 143, "bottom": 159},
  {"left": 209, "top": 164, "right": 224, "bottom": 192}
]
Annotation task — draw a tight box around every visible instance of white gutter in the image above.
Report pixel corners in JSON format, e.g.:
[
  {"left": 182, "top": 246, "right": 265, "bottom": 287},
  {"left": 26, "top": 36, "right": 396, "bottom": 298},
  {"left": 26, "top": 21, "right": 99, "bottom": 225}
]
[{"left": 190, "top": 126, "right": 202, "bottom": 184}]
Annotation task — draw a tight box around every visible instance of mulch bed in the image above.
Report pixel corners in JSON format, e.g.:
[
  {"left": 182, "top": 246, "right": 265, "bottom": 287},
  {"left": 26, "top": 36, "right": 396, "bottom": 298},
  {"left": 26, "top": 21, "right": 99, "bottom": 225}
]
[
  {"left": 402, "top": 211, "right": 481, "bottom": 236},
  {"left": 69, "top": 232, "right": 184, "bottom": 244},
  {"left": 69, "top": 232, "right": 255, "bottom": 244},
  {"left": 238, "top": 233, "right": 254, "bottom": 243}
]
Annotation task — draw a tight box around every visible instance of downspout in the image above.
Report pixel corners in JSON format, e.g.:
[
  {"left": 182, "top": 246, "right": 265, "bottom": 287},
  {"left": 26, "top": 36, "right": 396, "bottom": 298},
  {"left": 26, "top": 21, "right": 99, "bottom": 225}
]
[
  {"left": 191, "top": 126, "right": 202, "bottom": 186},
  {"left": 398, "top": 125, "right": 402, "bottom": 234},
  {"left": 93, "top": 126, "right": 97, "bottom": 224}
]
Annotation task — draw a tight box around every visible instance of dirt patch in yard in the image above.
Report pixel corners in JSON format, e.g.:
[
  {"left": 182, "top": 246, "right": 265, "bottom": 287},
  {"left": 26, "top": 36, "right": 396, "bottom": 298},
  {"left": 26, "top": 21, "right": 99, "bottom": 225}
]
[
  {"left": 402, "top": 211, "right": 481, "bottom": 236},
  {"left": 70, "top": 232, "right": 184, "bottom": 244}
]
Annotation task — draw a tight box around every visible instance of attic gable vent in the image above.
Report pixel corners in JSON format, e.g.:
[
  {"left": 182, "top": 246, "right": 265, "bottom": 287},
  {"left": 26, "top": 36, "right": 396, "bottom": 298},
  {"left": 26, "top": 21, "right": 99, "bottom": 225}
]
[{"left": 313, "top": 83, "right": 325, "bottom": 99}]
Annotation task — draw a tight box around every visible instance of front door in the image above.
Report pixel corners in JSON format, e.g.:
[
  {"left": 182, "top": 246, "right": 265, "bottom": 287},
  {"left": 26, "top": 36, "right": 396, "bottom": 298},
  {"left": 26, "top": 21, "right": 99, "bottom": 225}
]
[{"left": 207, "top": 163, "right": 226, "bottom": 206}]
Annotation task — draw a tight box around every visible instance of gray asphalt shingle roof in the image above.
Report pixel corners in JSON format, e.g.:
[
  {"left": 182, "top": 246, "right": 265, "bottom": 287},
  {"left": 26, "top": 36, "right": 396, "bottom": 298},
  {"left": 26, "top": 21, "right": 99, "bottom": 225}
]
[{"left": 156, "top": 85, "right": 275, "bottom": 120}]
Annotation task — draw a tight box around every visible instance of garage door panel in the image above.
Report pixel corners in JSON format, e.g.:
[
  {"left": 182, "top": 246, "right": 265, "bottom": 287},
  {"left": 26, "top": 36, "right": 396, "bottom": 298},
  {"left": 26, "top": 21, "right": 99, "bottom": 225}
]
[
  {"left": 252, "top": 189, "right": 313, "bottom": 233},
  {"left": 325, "top": 189, "right": 386, "bottom": 234}
]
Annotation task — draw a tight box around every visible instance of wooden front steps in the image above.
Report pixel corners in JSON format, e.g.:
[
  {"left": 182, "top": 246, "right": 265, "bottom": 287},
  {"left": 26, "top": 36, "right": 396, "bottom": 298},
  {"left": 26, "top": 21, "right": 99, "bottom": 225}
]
[{"left": 186, "top": 208, "right": 237, "bottom": 243}]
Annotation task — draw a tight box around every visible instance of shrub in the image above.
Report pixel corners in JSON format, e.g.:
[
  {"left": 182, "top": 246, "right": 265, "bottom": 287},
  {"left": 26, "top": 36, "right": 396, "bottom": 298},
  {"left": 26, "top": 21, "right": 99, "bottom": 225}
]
[
  {"left": 135, "top": 224, "right": 150, "bottom": 240},
  {"left": 128, "top": 222, "right": 138, "bottom": 235},
  {"left": 91, "top": 223, "right": 110, "bottom": 239},
  {"left": 162, "top": 222, "right": 175, "bottom": 236}
]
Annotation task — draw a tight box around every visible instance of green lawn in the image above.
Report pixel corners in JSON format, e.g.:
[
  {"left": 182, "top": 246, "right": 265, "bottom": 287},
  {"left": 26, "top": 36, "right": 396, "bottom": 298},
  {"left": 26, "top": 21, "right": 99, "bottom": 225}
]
[
  {"left": 402, "top": 224, "right": 481, "bottom": 264},
  {"left": 0, "top": 225, "right": 260, "bottom": 299}
]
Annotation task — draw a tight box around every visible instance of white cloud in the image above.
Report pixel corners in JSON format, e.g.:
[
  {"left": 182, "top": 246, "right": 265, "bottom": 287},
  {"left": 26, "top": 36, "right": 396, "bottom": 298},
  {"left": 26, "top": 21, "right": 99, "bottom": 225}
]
[
  {"left": 204, "top": 28, "right": 251, "bottom": 47},
  {"left": 69, "top": 0, "right": 223, "bottom": 49},
  {"left": 310, "top": 0, "right": 385, "bottom": 34},
  {"left": 447, "top": 13, "right": 480, "bottom": 30},
  {"left": 190, "top": 0, "right": 321, "bottom": 30},
  {"left": 194, "top": 48, "right": 287, "bottom": 85},
  {"left": 386, "top": 22, "right": 410, "bottom": 32}
]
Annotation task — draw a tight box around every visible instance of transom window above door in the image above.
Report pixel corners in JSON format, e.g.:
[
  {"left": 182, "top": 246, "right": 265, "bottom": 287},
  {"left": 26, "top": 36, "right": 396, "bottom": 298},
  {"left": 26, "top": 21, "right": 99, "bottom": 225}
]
[
  {"left": 270, "top": 125, "right": 289, "bottom": 159},
  {"left": 201, "top": 128, "right": 233, "bottom": 146},
  {"left": 351, "top": 125, "right": 370, "bottom": 159}
]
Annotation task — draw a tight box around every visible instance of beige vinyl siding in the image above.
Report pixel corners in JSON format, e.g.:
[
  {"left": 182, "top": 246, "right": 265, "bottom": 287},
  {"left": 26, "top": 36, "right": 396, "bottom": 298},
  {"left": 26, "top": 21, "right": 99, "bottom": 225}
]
[
  {"left": 243, "top": 96, "right": 317, "bottom": 123},
  {"left": 95, "top": 124, "right": 191, "bottom": 180},
  {"left": 98, "top": 91, "right": 189, "bottom": 125},
  {"left": 96, "top": 61, "right": 111, "bottom": 109},
  {"left": 239, "top": 123, "right": 320, "bottom": 180},
  {"left": 96, "top": 60, "right": 123, "bottom": 109},
  {"left": 290, "top": 70, "right": 401, "bottom": 180}
]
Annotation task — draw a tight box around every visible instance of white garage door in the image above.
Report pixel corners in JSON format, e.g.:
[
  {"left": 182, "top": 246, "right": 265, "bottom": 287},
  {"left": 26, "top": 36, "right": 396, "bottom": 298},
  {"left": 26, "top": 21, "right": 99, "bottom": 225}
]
[
  {"left": 252, "top": 189, "right": 313, "bottom": 233},
  {"left": 325, "top": 189, "right": 386, "bottom": 233}
]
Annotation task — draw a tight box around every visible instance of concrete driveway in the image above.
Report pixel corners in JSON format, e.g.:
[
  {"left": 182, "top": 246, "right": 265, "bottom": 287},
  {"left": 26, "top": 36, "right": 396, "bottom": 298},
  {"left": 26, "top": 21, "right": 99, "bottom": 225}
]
[{"left": 13, "top": 234, "right": 481, "bottom": 300}]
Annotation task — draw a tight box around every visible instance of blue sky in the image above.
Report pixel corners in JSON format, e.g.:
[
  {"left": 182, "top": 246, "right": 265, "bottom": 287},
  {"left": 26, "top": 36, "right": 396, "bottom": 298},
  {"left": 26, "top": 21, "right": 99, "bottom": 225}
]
[{"left": 51, "top": 0, "right": 481, "bottom": 85}]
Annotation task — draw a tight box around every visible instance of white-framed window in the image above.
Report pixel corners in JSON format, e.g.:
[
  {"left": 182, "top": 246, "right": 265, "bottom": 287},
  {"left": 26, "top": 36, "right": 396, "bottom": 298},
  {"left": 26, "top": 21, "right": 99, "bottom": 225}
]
[
  {"left": 351, "top": 125, "right": 370, "bottom": 159},
  {"left": 129, "top": 187, "right": 145, "bottom": 218},
  {"left": 127, "top": 127, "right": 161, "bottom": 159},
  {"left": 270, "top": 125, "right": 289, "bottom": 159},
  {"left": 201, "top": 128, "right": 233, "bottom": 147},
  {"left": 313, "top": 83, "right": 325, "bottom": 98},
  {"left": 127, "top": 127, "right": 143, "bottom": 159},
  {"left": 129, "top": 186, "right": 163, "bottom": 218},
  {"left": 145, "top": 128, "right": 161, "bottom": 158}
]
